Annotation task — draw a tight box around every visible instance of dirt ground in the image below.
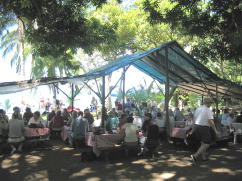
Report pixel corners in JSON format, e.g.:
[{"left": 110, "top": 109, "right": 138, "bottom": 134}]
[{"left": 0, "top": 139, "right": 242, "bottom": 181}]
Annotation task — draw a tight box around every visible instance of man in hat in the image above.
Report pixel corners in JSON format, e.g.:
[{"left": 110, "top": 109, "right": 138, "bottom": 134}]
[{"left": 191, "top": 98, "right": 218, "bottom": 164}]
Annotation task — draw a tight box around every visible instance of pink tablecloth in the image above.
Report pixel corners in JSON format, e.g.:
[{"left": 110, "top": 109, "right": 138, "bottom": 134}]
[
  {"left": 171, "top": 127, "right": 187, "bottom": 139},
  {"left": 86, "top": 132, "right": 125, "bottom": 156},
  {"left": 24, "top": 128, "right": 49, "bottom": 137}
]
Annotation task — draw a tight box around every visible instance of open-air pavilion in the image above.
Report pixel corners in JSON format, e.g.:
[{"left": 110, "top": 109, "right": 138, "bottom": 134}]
[{"left": 1, "top": 41, "right": 242, "bottom": 124}]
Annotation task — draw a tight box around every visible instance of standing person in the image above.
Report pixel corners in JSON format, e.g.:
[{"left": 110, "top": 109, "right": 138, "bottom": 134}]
[
  {"left": 8, "top": 111, "right": 25, "bottom": 154},
  {"left": 50, "top": 110, "right": 64, "bottom": 131},
  {"left": 191, "top": 98, "right": 218, "bottom": 164}
]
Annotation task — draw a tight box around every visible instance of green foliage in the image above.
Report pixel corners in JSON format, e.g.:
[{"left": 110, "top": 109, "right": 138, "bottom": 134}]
[
  {"left": 171, "top": 89, "right": 199, "bottom": 109},
  {"left": 126, "top": 80, "right": 164, "bottom": 104},
  {"left": 4, "top": 99, "right": 11, "bottom": 112},
  {"left": 143, "top": 0, "right": 242, "bottom": 63},
  {"left": 0, "top": 0, "right": 117, "bottom": 59}
]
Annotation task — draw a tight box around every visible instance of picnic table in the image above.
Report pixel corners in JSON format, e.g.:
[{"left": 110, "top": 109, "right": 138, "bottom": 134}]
[
  {"left": 24, "top": 127, "right": 50, "bottom": 142},
  {"left": 86, "top": 132, "right": 125, "bottom": 157}
]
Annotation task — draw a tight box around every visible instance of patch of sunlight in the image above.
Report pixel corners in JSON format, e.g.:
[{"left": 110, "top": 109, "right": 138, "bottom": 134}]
[
  {"left": 51, "top": 146, "right": 61, "bottom": 150},
  {"left": 62, "top": 147, "right": 74, "bottom": 151},
  {"left": 144, "top": 164, "right": 153, "bottom": 170},
  {"left": 24, "top": 170, "right": 49, "bottom": 181},
  {"left": 116, "top": 169, "right": 126, "bottom": 175},
  {"left": 10, "top": 154, "right": 21, "bottom": 159},
  {"left": 86, "top": 177, "right": 101, "bottom": 181},
  {"left": 9, "top": 168, "right": 19, "bottom": 173},
  {"left": 211, "top": 168, "right": 235, "bottom": 176},
  {"left": 1, "top": 156, "right": 20, "bottom": 169},
  {"left": 177, "top": 176, "right": 187, "bottom": 181},
  {"left": 73, "top": 153, "right": 82, "bottom": 156},
  {"left": 131, "top": 159, "right": 148, "bottom": 164},
  {"left": 225, "top": 156, "right": 236, "bottom": 159},
  {"left": 152, "top": 172, "right": 176, "bottom": 180},
  {"left": 167, "top": 159, "right": 190, "bottom": 167},
  {"left": 25, "top": 155, "right": 42, "bottom": 164},
  {"left": 220, "top": 148, "right": 229, "bottom": 151},
  {"left": 70, "top": 168, "right": 93, "bottom": 178},
  {"left": 115, "top": 162, "right": 124, "bottom": 166}
]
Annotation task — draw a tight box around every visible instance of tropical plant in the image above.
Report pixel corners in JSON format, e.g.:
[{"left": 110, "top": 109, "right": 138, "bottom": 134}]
[
  {"left": 0, "top": 19, "right": 28, "bottom": 78},
  {"left": 4, "top": 99, "right": 11, "bottom": 112},
  {"left": 125, "top": 80, "right": 165, "bottom": 105}
]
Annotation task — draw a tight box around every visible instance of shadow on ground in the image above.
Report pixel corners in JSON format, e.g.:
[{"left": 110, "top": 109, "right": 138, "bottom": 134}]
[{"left": 1, "top": 140, "right": 242, "bottom": 181}]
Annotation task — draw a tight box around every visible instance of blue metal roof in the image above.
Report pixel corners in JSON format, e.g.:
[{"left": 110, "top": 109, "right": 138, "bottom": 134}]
[{"left": 1, "top": 41, "right": 242, "bottom": 99}]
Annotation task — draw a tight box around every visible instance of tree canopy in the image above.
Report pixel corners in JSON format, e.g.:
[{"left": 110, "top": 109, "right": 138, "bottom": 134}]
[
  {"left": 143, "top": 0, "right": 242, "bottom": 63},
  {"left": 0, "top": 0, "right": 118, "bottom": 59}
]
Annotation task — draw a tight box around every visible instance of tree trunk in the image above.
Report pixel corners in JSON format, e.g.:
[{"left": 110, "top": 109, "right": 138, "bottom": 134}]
[{"left": 18, "top": 19, "right": 25, "bottom": 79}]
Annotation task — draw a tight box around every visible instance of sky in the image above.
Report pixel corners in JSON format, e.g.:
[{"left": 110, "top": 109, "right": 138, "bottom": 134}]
[{"left": 0, "top": 50, "right": 154, "bottom": 113}]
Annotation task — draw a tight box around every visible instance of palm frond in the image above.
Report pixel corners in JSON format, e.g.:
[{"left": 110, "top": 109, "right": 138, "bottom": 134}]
[
  {"left": 10, "top": 50, "right": 19, "bottom": 67},
  {"left": 2, "top": 42, "right": 17, "bottom": 58}
]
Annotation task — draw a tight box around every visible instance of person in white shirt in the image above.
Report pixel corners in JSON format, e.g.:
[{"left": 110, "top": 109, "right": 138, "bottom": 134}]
[
  {"left": 191, "top": 98, "right": 218, "bottom": 164},
  {"left": 28, "top": 111, "right": 45, "bottom": 128},
  {"left": 123, "top": 116, "right": 139, "bottom": 144}
]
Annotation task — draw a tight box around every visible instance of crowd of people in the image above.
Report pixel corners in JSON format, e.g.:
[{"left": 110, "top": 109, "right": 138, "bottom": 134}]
[{"left": 1, "top": 98, "right": 242, "bottom": 162}]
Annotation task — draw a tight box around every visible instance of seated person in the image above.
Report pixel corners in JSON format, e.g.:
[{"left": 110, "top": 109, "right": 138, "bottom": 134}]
[
  {"left": 185, "top": 114, "right": 194, "bottom": 127},
  {"left": 118, "top": 113, "right": 128, "bottom": 132},
  {"left": 62, "top": 108, "right": 71, "bottom": 122},
  {"left": 154, "top": 112, "right": 165, "bottom": 135},
  {"left": 47, "top": 110, "right": 56, "bottom": 123},
  {"left": 0, "top": 109, "right": 9, "bottom": 143},
  {"left": 141, "top": 113, "right": 153, "bottom": 136},
  {"left": 28, "top": 111, "right": 45, "bottom": 128},
  {"left": 69, "top": 111, "right": 89, "bottom": 147},
  {"left": 23, "top": 107, "right": 33, "bottom": 125},
  {"left": 145, "top": 124, "right": 160, "bottom": 153},
  {"left": 50, "top": 110, "right": 64, "bottom": 131},
  {"left": 106, "top": 110, "right": 119, "bottom": 132},
  {"left": 84, "top": 109, "right": 94, "bottom": 127},
  {"left": 174, "top": 107, "right": 185, "bottom": 121},
  {"left": 139, "top": 124, "right": 160, "bottom": 156},
  {"left": 8, "top": 111, "right": 25, "bottom": 154},
  {"left": 123, "top": 116, "right": 139, "bottom": 145},
  {"left": 221, "top": 112, "right": 235, "bottom": 128},
  {"left": 133, "top": 111, "right": 143, "bottom": 129}
]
